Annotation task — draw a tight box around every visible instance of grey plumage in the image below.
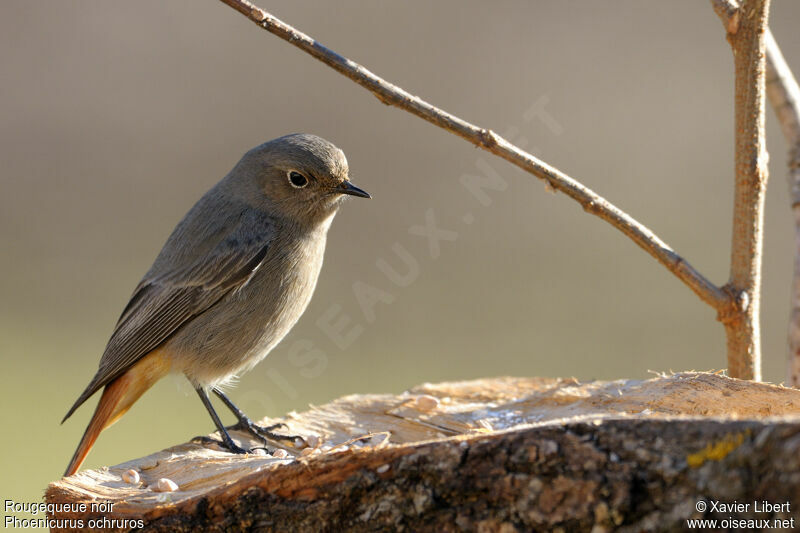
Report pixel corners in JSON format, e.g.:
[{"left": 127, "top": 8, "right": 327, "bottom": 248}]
[{"left": 63, "top": 133, "right": 367, "bottom": 423}]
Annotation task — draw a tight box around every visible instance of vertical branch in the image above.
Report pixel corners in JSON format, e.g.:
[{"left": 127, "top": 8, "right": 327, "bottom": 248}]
[
  {"left": 764, "top": 34, "right": 800, "bottom": 385},
  {"left": 714, "top": 0, "right": 772, "bottom": 381}
]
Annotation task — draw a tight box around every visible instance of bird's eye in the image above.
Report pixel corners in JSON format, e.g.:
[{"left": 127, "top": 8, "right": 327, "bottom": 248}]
[{"left": 288, "top": 171, "right": 309, "bottom": 188}]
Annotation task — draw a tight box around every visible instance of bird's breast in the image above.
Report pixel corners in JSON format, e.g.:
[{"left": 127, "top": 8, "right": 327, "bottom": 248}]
[{"left": 234, "top": 230, "right": 327, "bottom": 347}]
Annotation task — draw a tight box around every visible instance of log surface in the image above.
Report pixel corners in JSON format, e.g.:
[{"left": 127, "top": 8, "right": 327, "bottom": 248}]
[{"left": 46, "top": 373, "right": 800, "bottom": 531}]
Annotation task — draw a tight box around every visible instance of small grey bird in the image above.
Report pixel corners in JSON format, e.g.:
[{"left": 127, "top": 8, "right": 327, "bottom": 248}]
[{"left": 62, "top": 133, "right": 370, "bottom": 476}]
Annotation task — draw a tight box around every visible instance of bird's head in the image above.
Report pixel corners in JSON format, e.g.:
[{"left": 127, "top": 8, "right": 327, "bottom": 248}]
[{"left": 231, "top": 133, "right": 370, "bottom": 226}]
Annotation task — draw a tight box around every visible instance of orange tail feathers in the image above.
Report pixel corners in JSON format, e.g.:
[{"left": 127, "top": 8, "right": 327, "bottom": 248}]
[{"left": 64, "top": 349, "right": 171, "bottom": 477}]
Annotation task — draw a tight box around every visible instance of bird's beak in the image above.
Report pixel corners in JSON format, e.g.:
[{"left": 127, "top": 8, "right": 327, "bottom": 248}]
[{"left": 337, "top": 180, "right": 371, "bottom": 199}]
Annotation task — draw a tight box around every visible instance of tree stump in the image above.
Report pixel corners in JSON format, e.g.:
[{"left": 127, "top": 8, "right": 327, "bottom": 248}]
[{"left": 46, "top": 373, "right": 800, "bottom": 531}]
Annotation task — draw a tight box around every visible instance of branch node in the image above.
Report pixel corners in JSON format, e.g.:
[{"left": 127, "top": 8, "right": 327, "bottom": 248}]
[
  {"left": 250, "top": 7, "right": 266, "bottom": 22},
  {"left": 736, "top": 290, "right": 750, "bottom": 312},
  {"left": 583, "top": 200, "right": 600, "bottom": 214},
  {"left": 717, "top": 285, "right": 749, "bottom": 324},
  {"left": 478, "top": 129, "right": 499, "bottom": 149},
  {"left": 751, "top": 149, "right": 770, "bottom": 187},
  {"left": 671, "top": 253, "right": 686, "bottom": 271},
  {"left": 374, "top": 92, "right": 396, "bottom": 106},
  {"left": 711, "top": 0, "right": 741, "bottom": 37},
  {"left": 789, "top": 145, "right": 800, "bottom": 170},
  {"left": 727, "top": 9, "right": 741, "bottom": 35}
]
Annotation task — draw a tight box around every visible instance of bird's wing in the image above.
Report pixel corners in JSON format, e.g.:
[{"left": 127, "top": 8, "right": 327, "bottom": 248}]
[{"left": 62, "top": 214, "right": 275, "bottom": 422}]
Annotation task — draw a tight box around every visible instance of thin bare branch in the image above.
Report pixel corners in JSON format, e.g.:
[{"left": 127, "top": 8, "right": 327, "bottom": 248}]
[
  {"left": 711, "top": 0, "right": 772, "bottom": 380},
  {"left": 764, "top": 33, "right": 800, "bottom": 385},
  {"left": 217, "top": 0, "right": 730, "bottom": 312},
  {"left": 765, "top": 34, "right": 800, "bottom": 153}
]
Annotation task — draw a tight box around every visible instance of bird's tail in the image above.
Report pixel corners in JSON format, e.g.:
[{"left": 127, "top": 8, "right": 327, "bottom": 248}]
[{"left": 64, "top": 349, "right": 171, "bottom": 477}]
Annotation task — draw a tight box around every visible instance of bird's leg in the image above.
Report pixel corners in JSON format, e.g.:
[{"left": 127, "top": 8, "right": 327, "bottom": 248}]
[
  {"left": 192, "top": 387, "right": 248, "bottom": 454},
  {"left": 212, "top": 388, "right": 304, "bottom": 445}
]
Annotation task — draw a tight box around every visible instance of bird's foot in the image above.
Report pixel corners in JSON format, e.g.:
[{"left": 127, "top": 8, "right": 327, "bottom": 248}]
[
  {"left": 191, "top": 435, "right": 250, "bottom": 454},
  {"left": 232, "top": 417, "right": 306, "bottom": 447}
]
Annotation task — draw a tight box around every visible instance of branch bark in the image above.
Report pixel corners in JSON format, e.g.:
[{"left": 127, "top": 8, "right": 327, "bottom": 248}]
[
  {"left": 217, "top": 0, "right": 730, "bottom": 314},
  {"left": 711, "top": 0, "right": 773, "bottom": 381}
]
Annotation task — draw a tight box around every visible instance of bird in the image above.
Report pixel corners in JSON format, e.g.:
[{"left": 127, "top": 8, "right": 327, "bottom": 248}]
[{"left": 62, "top": 133, "right": 370, "bottom": 477}]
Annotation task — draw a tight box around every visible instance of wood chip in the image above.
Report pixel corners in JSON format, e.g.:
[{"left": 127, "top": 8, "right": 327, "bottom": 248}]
[
  {"left": 152, "top": 478, "right": 178, "bottom": 492},
  {"left": 414, "top": 395, "right": 440, "bottom": 412},
  {"left": 121, "top": 469, "right": 140, "bottom": 484}
]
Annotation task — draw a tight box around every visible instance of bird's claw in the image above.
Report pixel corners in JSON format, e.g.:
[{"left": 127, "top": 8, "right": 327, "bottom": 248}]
[
  {"left": 232, "top": 418, "right": 305, "bottom": 447},
  {"left": 191, "top": 435, "right": 249, "bottom": 455}
]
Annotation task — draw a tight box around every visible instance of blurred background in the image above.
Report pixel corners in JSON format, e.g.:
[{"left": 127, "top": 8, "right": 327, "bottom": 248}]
[{"left": 2, "top": 0, "right": 799, "bottom": 512}]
